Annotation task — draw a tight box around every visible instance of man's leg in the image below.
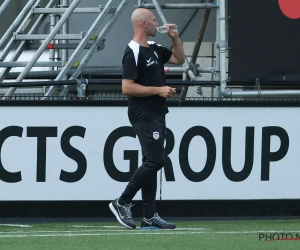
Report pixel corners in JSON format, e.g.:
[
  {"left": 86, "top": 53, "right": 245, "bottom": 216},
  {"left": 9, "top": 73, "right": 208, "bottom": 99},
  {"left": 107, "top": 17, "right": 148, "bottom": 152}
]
[
  {"left": 119, "top": 117, "right": 165, "bottom": 205},
  {"left": 140, "top": 116, "right": 166, "bottom": 218},
  {"left": 141, "top": 172, "right": 157, "bottom": 218},
  {"left": 109, "top": 117, "right": 165, "bottom": 228},
  {"left": 138, "top": 118, "right": 176, "bottom": 230}
]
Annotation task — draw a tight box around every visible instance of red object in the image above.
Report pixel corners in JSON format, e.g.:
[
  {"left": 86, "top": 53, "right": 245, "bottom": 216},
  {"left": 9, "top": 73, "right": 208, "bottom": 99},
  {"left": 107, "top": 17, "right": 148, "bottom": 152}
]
[
  {"left": 164, "top": 67, "right": 169, "bottom": 73},
  {"left": 47, "top": 44, "right": 55, "bottom": 49},
  {"left": 278, "top": 0, "right": 300, "bottom": 19}
]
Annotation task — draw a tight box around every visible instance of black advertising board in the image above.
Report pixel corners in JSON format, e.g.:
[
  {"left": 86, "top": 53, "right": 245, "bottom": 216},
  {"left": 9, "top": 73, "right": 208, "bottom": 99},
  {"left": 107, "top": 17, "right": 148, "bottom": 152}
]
[{"left": 228, "top": 0, "right": 300, "bottom": 84}]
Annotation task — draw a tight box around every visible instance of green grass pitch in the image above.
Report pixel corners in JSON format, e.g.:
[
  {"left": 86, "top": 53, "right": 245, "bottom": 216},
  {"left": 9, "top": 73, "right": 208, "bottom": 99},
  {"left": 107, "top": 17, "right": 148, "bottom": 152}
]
[{"left": 0, "top": 219, "right": 299, "bottom": 250}]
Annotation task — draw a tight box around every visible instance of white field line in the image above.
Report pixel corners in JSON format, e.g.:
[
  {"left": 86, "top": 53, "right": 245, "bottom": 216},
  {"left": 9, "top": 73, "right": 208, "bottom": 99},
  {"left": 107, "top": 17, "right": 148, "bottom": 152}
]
[
  {"left": 0, "top": 229, "right": 300, "bottom": 238},
  {"left": 72, "top": 225, "right": 209, "bottom": 230},
  {"left": 0, "top": 232, "right": 205, "bottom": 238},
  {"left": 72, "top": 225, "right": 124, "bottom": 228},
  {"left": 0, "top": 224, "right": 32, "bottom": 228},
  {"left": 0, "top": 228, "right": 209, "bottom": 234}
]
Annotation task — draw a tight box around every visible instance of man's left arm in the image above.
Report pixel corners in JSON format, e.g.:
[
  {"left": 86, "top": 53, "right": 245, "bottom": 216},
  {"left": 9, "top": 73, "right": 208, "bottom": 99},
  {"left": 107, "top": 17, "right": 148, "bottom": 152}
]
[{"left": 167, "top": 28, "right": 185, "bottom": 65}]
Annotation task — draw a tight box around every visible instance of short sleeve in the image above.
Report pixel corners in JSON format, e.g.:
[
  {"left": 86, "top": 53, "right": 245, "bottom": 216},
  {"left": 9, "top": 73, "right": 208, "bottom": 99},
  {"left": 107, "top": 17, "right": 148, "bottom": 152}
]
[
  {"left": 122, "top": 50, "right": 138, "bottom": 80},
  {"left": 159, "top": 46, "right": 173, "bottom": 64}
]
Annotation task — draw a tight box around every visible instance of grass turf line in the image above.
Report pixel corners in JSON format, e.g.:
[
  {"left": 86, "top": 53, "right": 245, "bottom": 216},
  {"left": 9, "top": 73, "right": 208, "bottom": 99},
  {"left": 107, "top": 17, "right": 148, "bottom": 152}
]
[{"left": 0, "top": 219, "right": 299, "bottom": 250}]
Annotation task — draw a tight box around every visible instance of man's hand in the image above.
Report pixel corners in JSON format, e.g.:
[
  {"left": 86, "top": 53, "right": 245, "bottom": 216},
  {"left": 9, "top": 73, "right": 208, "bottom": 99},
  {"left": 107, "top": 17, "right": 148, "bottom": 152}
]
[
  {"left": 157, "top": 86, "right": 176, "bottom": 98},
  {"left": 165, "top": 24, "right": 178, "bottom": 39},
  {"left": 122, "top": 79, "right": 176, "bottom": 98}
]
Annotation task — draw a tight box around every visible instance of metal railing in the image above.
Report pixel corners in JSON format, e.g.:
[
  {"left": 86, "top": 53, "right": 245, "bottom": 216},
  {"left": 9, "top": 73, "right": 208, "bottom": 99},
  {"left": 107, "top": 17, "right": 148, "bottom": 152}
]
[{"left": 0, "top": 78, "right": 299, "bottom": 102}]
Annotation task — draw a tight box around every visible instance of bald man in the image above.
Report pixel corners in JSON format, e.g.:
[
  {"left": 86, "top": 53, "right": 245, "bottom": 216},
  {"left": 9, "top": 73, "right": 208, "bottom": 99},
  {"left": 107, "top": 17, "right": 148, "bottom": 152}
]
[{"left": 109, "top": 8, "right": 185, "bottom": 230}]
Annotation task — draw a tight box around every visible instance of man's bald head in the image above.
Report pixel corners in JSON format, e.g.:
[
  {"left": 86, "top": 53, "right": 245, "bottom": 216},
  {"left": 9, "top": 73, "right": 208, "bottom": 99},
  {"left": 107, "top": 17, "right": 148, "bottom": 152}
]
[
  {"left": 130, "top": 8, "right": 158, "bottom": 38},
  {"left": 131, "top": 8, "right": 154, "bottom": 28}
]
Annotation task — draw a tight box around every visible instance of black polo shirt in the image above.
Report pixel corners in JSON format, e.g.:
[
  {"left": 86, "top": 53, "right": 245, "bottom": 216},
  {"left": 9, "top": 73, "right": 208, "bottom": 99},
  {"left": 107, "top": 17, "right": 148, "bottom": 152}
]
[{"left": 122, "top": 40, "right": 173, "bottom": 123}]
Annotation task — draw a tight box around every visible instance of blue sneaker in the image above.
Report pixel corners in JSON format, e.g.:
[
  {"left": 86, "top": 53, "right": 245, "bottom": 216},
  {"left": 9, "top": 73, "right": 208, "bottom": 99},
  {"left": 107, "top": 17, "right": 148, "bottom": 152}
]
[{"left": 140, "top": 213, "right": 176, "bottom": 230}]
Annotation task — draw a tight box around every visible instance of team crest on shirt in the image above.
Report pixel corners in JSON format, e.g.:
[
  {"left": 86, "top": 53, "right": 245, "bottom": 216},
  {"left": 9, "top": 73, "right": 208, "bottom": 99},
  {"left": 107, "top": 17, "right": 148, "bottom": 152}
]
[{"left": 153, "top": 132, "right": 159, "bottom": 140}]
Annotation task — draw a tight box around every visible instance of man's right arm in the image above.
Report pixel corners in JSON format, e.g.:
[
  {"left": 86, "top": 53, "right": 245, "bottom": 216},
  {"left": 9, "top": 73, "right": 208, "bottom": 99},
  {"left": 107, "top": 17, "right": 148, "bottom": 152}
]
[{"left": 122, "top": 79, "right": 176, "bottom": 98}]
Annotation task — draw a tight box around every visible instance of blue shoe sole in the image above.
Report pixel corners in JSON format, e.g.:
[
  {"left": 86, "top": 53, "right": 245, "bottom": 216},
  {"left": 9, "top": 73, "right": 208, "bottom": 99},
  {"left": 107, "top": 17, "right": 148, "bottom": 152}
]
[{"left": 140, "top": 226, "right": 159, "bottom": 230}]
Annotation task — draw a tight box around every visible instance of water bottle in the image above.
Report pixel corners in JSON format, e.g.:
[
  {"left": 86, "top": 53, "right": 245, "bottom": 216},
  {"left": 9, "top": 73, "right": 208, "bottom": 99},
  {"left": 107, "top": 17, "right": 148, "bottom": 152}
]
[{"left": 156, "top": 25, "right": 177, "bottom": 33}]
